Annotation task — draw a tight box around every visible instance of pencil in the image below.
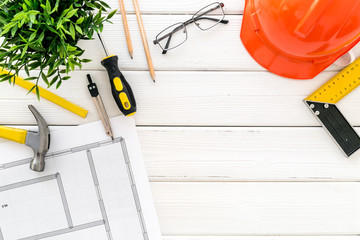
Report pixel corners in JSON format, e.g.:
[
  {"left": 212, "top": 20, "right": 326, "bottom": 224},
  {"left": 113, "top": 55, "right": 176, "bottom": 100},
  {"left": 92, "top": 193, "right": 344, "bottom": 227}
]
[
  {"left": 118, "top": 0, "right": 133, "bottom": 58},
  {"left": 132, "top": 0, "right": 156, "bottom": 82}
]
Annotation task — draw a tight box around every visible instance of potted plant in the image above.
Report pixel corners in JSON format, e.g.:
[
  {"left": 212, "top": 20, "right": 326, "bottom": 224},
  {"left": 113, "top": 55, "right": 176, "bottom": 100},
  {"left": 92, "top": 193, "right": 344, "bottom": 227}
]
[{"left": 0, "top": 0, "right": 116, "bottom": 97}]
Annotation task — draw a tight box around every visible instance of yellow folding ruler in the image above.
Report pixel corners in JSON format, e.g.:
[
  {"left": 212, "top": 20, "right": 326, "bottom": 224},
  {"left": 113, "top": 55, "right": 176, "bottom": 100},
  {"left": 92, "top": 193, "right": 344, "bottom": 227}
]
[{"left": 304, "top": 57, "right": 360, "bottom": 157}]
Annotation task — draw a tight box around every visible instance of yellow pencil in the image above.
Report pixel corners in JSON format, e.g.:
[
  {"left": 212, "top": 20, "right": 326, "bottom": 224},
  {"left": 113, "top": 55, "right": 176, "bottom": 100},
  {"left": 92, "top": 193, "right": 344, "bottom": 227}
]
[
  {"left": 132, "top": 0, "right": 156, "bottom": 82},
  {"left": 118, "top": 0, "right": 133, "bottom": 59}
]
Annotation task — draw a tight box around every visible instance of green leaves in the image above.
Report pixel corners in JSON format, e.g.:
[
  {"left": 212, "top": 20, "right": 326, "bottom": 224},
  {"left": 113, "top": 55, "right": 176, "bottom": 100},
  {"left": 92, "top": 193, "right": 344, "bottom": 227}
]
[
  {"left": 76, "top": 17, "right": 84, "bottom": 24},
  {"left": 28, "top": 31, "right": 36, "bottom": 41},
  {"left": 45, "top": 0, "right": 51, "bottom": 13},
  {"left": 75, "top": 24, "right": 83, "bottom": 34},
  {"left": 66, "top": 9, "right": 78, "bottom": 19},
  {"left": 107, "top": 9, "right": 116, "bottom": 20},
  {"left": 0, "top": 0, "right": 115, "bottom": 96},
  {"left": 21, "top": 44, "right": 28, "bottom": 58},
  {"left": 69, "top": 23, "right": 75, "bottom": 39}
]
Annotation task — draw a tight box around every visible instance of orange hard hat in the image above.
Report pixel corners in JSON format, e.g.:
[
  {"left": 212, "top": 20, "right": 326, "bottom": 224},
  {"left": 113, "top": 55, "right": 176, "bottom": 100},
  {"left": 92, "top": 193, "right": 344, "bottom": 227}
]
[{"left": 240, "top": 0, "right": 360, "bottom": 79}]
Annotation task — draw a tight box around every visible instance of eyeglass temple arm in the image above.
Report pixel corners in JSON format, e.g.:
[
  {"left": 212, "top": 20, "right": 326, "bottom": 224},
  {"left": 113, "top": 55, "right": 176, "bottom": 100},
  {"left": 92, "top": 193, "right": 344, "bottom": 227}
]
[
  {"left": 162, "top": 33, "right": 172, "bottom": 54},
  {"left": 194, "top": 16, "right": 229, "bottom": 24}
]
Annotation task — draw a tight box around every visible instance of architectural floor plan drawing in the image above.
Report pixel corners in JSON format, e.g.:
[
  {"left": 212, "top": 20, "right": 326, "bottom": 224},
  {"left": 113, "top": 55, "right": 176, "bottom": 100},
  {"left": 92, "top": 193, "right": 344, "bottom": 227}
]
[{"left": 0, "top": 117, "right": 162, "bottom": 240}]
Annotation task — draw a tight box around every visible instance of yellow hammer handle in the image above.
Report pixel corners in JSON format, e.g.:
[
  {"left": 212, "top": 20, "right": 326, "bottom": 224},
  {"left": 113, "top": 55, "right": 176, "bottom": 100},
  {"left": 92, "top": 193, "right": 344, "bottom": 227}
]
[
  {"left": 0, "top": 69, "right": 88, "bottom": 118},
  {"left": 0, "top": 126, "right": 27, "bottom": 144}
]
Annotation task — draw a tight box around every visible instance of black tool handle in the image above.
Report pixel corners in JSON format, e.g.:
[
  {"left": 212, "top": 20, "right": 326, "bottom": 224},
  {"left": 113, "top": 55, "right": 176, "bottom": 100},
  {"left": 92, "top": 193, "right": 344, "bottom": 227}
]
[
  {"left": 87, "top": 74, "right": 99, "bottom": 97},
  {"left": 305, "top": 101, "right": 360, "bottom": 157},
  {"left": 101, "top": 55, "right": 136, "bottom": 116}
]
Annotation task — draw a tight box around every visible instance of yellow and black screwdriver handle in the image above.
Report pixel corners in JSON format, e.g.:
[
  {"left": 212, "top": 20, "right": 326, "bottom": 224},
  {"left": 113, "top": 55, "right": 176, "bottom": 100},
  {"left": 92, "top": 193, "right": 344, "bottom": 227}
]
[{"left": 101, "top": 55, "right": 136, "bottom": 116}]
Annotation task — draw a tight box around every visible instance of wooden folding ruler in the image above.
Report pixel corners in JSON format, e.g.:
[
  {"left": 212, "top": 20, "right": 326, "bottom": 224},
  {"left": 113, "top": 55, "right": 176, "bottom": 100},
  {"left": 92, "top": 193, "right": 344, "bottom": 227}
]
[{"left": 304, "top": 57, "right": 360, "bottom": 157}]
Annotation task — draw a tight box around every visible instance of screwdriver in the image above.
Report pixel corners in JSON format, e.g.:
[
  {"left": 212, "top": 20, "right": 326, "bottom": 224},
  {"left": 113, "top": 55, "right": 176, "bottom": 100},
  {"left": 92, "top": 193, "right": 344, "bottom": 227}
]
[{"left": 97, "top": 33, "right": 136, "bottom": 116}]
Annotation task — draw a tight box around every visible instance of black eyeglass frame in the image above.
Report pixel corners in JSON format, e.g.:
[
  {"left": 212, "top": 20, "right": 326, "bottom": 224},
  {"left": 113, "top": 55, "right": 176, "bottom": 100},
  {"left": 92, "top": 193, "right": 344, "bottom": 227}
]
[{"left": 153, "top": 2, "right": 229, "bottom": 54}]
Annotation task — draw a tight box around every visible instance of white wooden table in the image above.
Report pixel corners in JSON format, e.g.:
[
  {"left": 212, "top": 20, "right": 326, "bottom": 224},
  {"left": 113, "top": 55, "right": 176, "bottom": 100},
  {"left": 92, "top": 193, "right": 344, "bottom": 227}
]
[{"left": 1, "top": 0, "right": 360, "bottom": 239}]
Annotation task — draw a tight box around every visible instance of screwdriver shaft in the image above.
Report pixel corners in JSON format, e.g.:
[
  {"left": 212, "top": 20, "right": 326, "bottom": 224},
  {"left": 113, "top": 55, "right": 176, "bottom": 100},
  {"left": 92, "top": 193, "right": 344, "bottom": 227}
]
[{"left": 97, "top": 33, "right": 109, "bottom": 56}]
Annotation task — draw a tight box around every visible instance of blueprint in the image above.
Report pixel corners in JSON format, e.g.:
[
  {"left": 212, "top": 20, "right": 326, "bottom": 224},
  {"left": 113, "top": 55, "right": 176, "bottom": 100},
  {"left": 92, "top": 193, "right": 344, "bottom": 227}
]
[{"left": 0, "top": 117, "right": 162, "bottom": 240}]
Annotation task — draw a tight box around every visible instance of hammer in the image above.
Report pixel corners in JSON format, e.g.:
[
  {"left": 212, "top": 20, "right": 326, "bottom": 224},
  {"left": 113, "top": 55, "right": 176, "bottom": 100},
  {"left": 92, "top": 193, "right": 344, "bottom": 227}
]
[{"left": 0, "top": 105, "right": 50, "bottom": 172}]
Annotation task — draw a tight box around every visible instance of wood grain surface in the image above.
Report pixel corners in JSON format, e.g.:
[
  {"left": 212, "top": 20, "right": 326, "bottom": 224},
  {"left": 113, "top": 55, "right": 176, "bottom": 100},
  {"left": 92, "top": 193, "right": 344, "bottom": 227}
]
[
  {"left": 1, "top": 0, "right": 360, "bottom": 239},
  {"left": 151, "top": 182, "right": 360, "bottom": 235},
  {"left": 138, "top": 127, "right": 360, "bottom": 182}
]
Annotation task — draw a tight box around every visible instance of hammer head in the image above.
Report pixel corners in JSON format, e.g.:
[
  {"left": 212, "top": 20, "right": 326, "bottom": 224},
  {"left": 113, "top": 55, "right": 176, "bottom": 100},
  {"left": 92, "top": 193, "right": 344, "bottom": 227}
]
[{"left": 25, "top": 105, "right": 50, "bottom": 172}]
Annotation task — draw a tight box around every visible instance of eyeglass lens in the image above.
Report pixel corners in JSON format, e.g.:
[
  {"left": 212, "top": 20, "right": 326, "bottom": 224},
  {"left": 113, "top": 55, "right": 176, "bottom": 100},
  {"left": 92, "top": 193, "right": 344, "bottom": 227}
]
[
  {"left": 156, "top": 23, "right": 188, "bottom": 51},
  {"left": 193, "top": 3, "right": 225, "bottom": 31}
]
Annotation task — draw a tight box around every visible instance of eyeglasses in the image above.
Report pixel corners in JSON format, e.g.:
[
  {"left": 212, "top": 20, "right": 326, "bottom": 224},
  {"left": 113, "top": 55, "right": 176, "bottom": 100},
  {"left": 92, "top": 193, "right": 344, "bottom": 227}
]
[{"left": 153, "top": 2, "right": 229, "bottom": 54}]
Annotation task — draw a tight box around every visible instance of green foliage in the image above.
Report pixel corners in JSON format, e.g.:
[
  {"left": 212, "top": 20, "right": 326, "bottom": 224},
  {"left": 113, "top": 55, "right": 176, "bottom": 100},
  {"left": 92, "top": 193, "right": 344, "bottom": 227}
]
[{"left": 0, "top": 0, "right": 116, "bottom": 98}]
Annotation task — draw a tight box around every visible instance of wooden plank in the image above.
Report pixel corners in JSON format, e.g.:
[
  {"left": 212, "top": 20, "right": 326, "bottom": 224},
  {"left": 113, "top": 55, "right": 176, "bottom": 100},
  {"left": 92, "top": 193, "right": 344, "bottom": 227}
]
[
  {"left": 151, "top": 182, "right": 360, "bottom": 235},
  {"left": 139, "top": 127, "right": 360, "bottom": 182},
  {"left": 163, "top": 237, "right": 360, "bottom": 240},
  {"left": 108, "top": 0, "right": 245, "bottom": 14},
  {"left": 78, "top": 14, "right": 356, "bottom": 72},
  {"left": 2, "top": 70, "right": 360, "bottom": 126},
  {"left": 80, "top": 14, "right": 249, "bottom": 71},
  {"left": 1, "top": 126, "right": 360, "bottom": 182}
]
